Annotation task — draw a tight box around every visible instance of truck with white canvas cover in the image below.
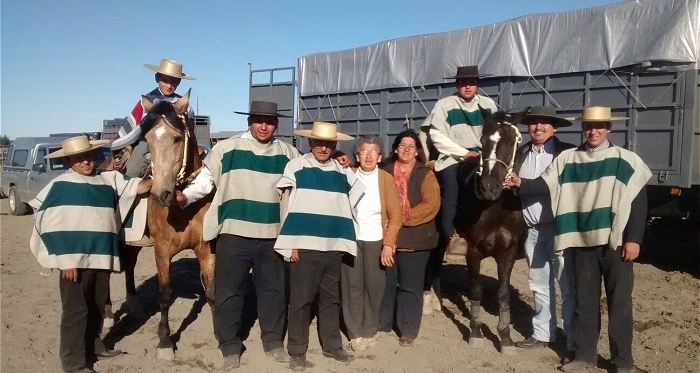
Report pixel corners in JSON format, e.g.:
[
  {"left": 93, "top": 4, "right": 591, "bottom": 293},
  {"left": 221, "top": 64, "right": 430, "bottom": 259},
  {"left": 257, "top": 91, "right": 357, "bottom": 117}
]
[{"left": 257, "top": 0, "right": 700, "bottom": 218}]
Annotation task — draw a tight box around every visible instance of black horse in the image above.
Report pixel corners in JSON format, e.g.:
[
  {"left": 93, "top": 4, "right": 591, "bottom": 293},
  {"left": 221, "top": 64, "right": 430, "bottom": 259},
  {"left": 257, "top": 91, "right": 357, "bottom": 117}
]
[{"left": 456, "top": 107, "right": 529, "bottom": 355}]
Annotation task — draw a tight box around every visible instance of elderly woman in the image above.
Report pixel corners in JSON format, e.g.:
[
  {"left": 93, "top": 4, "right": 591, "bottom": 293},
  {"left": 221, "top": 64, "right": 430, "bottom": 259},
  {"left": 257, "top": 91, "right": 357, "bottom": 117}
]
[
  {"left": 341, "top": 136, "right": 403, "bottom": 351},
  {"left": 378, "top": 129, "right": 440, "bottom": 347}
]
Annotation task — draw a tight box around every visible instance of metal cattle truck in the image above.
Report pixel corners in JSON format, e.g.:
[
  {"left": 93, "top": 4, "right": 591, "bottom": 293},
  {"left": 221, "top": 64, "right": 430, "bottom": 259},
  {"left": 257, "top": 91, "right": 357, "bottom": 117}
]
[
  {"left": 256, "top": 0, "right": 700, "bottom": 219},
  {"left": 101, "top": 115, "right": 212, "bottom": 147}
]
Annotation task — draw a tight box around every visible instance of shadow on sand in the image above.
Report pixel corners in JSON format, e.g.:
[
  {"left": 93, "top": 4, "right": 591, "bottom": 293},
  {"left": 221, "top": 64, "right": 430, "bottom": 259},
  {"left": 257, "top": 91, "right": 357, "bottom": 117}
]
[{"left": 103, "top": 258, "right": 258, "bottom": 352}]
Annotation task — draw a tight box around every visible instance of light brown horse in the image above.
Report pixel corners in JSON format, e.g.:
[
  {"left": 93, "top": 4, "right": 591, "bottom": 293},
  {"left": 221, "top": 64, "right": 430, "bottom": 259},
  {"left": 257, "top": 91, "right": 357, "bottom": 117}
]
[{"left": 133, "top": 91, "right": 215, "bottom": 359}]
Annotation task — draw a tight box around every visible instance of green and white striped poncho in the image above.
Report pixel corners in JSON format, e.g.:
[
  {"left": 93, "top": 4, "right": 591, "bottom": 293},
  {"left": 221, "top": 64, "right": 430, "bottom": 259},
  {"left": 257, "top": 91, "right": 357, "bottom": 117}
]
[
  {"left": 202, "top": 132, "right": 300, "bottom": 241},
  {"left": 28, "top": 170, "right": 141, "bottom": 271},
  {"left": 274, "top": 153, "right": 366, "bottom": 259},
  {"left": 420, "top": 94, "right": 498, "bottom": 171},
  {"left": 540, "top": 146, "right": 652, "bottom": 252}
]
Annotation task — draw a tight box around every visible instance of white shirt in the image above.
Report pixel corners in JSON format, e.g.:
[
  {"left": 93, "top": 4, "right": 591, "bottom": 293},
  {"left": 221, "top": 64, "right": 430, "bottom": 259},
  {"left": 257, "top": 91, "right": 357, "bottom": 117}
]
[
  {"left": 355, "top": 167, "right": 383, "bottom": 241},
  {"left": 520, "top": 140, "right": 556, "bottom": 227}
]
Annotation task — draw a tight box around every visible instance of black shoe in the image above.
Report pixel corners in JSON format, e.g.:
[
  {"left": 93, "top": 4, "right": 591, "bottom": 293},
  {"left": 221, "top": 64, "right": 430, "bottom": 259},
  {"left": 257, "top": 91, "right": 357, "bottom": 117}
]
[
  {"left": 265, "top": 347, "right": 290, "bottom": 363},
  {"left": 399, "top": 336, "right": 415, "bottom": 347},
  {"left": 560, "top": 359, "right": 596, "bottom": 372},
  {"left": 516, "top": 337, "right": 549, "bottom": 349},
  {"left": 95, "top": 349, "right": 123, "bottom": 358},
  {"left": 222, "top": 354, "right": 241, "bottom": 370},
  {"left": 561, "top": 351, "right": 575, "bottom": 365},
  {"left": 69, "top": 368, "right": 96, "bottom": 373},
  {"left": 322, "top": 348, "right": 354, "bottom": 362},
  {"left": 289, "top": 353, "right": 306, "bottom": 371}
]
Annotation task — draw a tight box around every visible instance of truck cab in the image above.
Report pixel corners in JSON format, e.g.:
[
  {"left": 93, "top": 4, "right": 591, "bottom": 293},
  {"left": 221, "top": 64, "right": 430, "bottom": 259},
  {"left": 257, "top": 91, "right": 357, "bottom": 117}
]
[{"left": 1, "top": 137, "right": 109, "bottom": 215}]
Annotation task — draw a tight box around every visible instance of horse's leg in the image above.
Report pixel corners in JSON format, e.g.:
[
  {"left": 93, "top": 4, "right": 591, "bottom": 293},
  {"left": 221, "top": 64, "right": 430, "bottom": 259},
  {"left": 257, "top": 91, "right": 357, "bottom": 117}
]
[
  {"left": 123, "top": 245, "right": 144, "bottom": 315},
  {"left": 466, "top": 250, "right": 484, "bottom": 348},
  {"left": 496, "top": 250, "right": 517, "bottom": 355},
  {"left": 194, "top": 241, "right": 216, "bottom": 306},
  {"left": 154, "top": 247, "right": 176, "bottom": 360}
]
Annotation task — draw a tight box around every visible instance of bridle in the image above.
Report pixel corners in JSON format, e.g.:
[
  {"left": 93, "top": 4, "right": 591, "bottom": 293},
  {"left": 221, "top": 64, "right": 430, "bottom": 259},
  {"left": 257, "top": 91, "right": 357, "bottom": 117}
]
[
  {"left": 149, "top": 113, "right": 203, "bottom": 188},
  {"left": 477, "top": 121, "right": 522, "bottom": 185}
]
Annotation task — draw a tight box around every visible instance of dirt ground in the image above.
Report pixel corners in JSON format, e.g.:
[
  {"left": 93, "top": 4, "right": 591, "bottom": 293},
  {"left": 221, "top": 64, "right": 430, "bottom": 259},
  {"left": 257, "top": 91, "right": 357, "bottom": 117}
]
[{"left": 1, "top": 199, "right": 698, "bottom": 373}]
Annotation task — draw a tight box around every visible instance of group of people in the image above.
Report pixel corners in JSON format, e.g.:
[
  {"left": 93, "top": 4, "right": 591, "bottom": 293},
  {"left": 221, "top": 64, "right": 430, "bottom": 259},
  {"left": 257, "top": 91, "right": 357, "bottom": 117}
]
[{"left": 28, "top": 59, "right": 651, "bottom": 373}]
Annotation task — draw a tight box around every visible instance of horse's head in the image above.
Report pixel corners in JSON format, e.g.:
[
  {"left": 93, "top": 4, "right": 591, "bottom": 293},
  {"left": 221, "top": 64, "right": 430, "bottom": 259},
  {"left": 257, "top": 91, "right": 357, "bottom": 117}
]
[
  {"left": 477, "top": 106, "right": 529, "bottom": 201},
  {"left": 141, "top": 90, "right": 193, "bottom": 206}
]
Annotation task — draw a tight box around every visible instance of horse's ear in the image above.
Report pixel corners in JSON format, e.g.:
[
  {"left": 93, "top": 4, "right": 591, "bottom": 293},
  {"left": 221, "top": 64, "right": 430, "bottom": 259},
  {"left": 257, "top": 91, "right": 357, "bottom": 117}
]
[
  {"left": 142, "top": 95, "right": 154, "bottom": 112},
  {"left": 173, "top": 89, "right": 191, "bottom": 115},
  {"left": 511, "top": 106, "right": 531, "bottom": 125},
  {"left": 479, "top": 105, "right": 493, "bottom": 121}
]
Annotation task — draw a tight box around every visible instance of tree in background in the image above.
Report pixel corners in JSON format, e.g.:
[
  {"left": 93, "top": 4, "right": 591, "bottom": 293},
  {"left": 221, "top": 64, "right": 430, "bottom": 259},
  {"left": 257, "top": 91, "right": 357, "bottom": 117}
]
[{"left": 0, "top": 135, "right": 10, "bottom": 147}]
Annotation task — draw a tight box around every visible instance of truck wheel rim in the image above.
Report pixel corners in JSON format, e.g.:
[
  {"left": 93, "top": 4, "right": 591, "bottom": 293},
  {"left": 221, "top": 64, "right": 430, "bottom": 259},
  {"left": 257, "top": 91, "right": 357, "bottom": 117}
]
[{"left": 9, "top": 191, "right": 15, "bottom": 211}]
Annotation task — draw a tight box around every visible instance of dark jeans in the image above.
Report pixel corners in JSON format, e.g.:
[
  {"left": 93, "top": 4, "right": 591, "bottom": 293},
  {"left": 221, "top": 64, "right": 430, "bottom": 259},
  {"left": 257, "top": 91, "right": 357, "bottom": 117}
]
[
  {"left": 59, "top": 269, "right": 110, "bottom": 372},
  {"left": 572, "top": 246, "right": 634, "bottom": 369},
  {"left": 436, "top": 162, "right": 476, "bottom": 235},
  {"left": 213, "top": 234, "right": 286, "bottom": 357},
  {"left": 341, "top": 240, "right": 385, "bottom": 340},
  {"left": 287, "top": 250, "right": 343, "bottom": 355},
  {"left": 378, "top": 250, "right": 431, "bottom": 338}
]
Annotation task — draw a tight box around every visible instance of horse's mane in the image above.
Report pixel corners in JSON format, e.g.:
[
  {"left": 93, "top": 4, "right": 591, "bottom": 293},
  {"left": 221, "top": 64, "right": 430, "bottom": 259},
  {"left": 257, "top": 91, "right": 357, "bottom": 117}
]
[{"left": 140, "top": 100, "right": 188, "bottom": 138}]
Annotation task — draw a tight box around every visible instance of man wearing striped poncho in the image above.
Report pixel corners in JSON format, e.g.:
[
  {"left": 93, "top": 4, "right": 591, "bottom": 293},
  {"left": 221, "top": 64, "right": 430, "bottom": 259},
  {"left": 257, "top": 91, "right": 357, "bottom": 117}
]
[
  {"left": 28, "top": 135, "right": 152, "bottom": 373},
  {"left": 175, "top": 101, "right": 300, "bottom": 369},
  {"left": 506, "top": 107, "right": 651, "bottom": 373},
  {"left": 274, "top": 122, "right": 365, "bottom": 371}
]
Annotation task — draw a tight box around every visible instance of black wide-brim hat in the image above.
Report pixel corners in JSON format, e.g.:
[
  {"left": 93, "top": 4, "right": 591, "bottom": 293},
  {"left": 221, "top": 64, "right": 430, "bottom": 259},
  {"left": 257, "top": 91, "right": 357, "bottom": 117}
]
[
  {"left": 234, "top": 100, "right": 291, "bottom": 118},
  {"left": 522, "top": 106, "right": 572, "bottom": 128},
  {"left": 444, "top": 65, "right": 493, "bottom": 79}
]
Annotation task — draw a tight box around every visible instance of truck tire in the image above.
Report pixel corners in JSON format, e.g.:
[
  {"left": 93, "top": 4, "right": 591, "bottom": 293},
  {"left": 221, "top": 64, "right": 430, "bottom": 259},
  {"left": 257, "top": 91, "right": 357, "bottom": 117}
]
[{"left": 9, "top": 186, "right": 30, "bottom": 216}]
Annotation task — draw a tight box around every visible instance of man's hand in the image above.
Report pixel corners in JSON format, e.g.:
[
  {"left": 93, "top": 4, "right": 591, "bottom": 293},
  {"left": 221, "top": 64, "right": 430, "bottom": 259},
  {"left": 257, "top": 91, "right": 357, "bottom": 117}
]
[
  {"left": 137, "top": 179, "right": 153, "bottom": 195},
  {"left": 380, "top": 245, "right": 395, "bottom": 267},
  {"left": 621, "top": 242, "right": 640, "bottom": 262},
  {"left": 290, "top": 249, "right": 300, "bottom": 263},
  {"left": 335, "top": 153, "right": 351, "bottom": 168},
  {"left": 175, "top": 190, "right": 188, "bottom": 205},
  {"left": 61, "top": 268, "right": 79, "bottom": 283},
  {"left": 462, "top": 150, "right": 481, "bottom": 162},
  {"left": 504, "top": 172, "right": 521, "bottom": 188}
]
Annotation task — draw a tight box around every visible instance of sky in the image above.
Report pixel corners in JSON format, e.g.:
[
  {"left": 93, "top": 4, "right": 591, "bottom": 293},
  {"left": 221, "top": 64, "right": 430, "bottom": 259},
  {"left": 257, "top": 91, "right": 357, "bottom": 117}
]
[{"left": 1, "top": 0, "right": 620, "bottom": 140}]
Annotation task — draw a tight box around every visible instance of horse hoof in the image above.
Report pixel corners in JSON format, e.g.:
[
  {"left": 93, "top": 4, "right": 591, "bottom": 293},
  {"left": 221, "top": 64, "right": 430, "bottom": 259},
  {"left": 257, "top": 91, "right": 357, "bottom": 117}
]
[
  {"left": 501, "top": 345, "right": 517, "bottom": 356},
  {"left": 157, "top": 348, "right": 175, "bottom": 360},
  {"left": 102, "top": 317, "right": 115, "bottom": 329},
  {"left": 468, "top": 338, "right": 484, "bottom": 348}
]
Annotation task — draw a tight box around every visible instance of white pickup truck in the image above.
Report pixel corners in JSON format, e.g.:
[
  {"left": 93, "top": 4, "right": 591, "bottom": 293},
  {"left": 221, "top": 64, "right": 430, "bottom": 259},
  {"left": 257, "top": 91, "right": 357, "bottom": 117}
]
[{"left": 0, "top": 136, "right": 110, "bottom": 215}]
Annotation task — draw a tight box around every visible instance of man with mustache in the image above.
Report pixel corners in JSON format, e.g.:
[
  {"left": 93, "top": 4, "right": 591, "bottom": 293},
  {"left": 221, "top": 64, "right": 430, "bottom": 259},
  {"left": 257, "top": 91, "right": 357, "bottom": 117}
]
[
  {"left": 506, "top": 106, "right": 651, "bottom": 373},
  {"left": 511, "top": 106, "right": 576, "bottom": 358}
]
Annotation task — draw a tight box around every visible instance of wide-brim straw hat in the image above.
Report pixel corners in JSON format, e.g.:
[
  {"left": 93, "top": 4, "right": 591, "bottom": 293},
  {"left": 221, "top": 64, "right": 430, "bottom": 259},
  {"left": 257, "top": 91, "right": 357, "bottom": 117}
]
[
  {"left": 144, "top": 59, "right": 195, "bottom": 80},
  {"left": 234, "top": 100, "right": 291, "bottom": 118},
  {"left": 444, "top": 65, "right": 492, "bottom": 79},
  {"left": 566, "top": 106, "right": 628, "bottom": 122},
  {"left": 45, "top": 135, "right": 110, "bottom": 159},
  {"left": 522, "top": 106, "right": 572, "bottom": 127},
  {"left": 294, "top": 122, "right": 354, "bottom": 141}
]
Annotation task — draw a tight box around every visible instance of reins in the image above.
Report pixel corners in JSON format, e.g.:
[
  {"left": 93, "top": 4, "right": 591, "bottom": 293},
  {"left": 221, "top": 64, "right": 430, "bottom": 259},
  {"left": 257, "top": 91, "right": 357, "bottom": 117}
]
[{"left": 477, "top": 122, "right": 522, "bottom": 188}]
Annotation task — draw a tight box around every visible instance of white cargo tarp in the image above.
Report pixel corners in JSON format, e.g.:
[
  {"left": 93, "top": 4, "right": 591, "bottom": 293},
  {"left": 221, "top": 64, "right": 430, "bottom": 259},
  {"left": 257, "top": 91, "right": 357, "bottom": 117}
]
[{"left": 298, "top": 0, "right": 700, "bottom": 97}]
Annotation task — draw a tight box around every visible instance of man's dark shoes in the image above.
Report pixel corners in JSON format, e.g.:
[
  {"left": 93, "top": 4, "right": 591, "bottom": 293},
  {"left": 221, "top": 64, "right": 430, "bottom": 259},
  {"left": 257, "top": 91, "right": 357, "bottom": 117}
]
[
  {"left": 222, "top": 354, "right": 241, "bottom": 370},
  {"left": 560, "top": 359, "right": 596, "bottom": 372},
  {"left": 516, "top": 337, "right": 549, "bottom": 349},
  {"left": 289, "top": 353, "right": 306, "bottom": 372},
  {"left": 399, "top": 336, "right": 415, "bottom": 347},
  {"left": 265, "top": 347, "right": 290, "bottom": 363},
  {"left": 69, "top": 368, "right": 96, "bottom": 373},
  {"left": 322, "top": 348, "right": 354, "bottom": 362},
  {"left": 95, "top": 348, "right": 123, "bottom": 359}
]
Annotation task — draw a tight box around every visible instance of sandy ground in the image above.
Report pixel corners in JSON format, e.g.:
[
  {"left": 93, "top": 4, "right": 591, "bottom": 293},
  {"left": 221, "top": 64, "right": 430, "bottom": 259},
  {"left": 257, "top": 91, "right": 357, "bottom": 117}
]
[{"left": 1, "top": 198, "right": 698, "bottom": 373}]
